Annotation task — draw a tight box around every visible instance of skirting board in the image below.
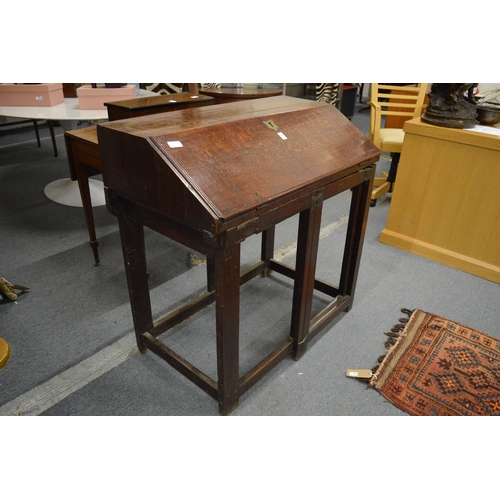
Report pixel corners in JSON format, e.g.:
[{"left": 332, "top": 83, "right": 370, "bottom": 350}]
[{"left": 379, "top": 229, "right": 500, "bottom": 285}]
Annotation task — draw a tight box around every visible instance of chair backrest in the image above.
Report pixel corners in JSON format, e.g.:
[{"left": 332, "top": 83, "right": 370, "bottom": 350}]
[{"left": 368, "top": 83, "right": 428, "bottom": 148}]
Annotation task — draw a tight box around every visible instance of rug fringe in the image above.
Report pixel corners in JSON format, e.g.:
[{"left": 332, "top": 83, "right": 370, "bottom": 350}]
[{"left": 357, "top": 308, "right": 415, "bottom": 384}]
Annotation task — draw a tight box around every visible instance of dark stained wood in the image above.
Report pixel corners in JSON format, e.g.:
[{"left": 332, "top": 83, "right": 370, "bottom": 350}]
[
  {"left": 115, "top": 211, "right": 152, "bottom": 354},
  {"left": 97, "top": 96, "right": 379, "bottom": 415},
  {"left": 99, "top": 96, "right": 324, "bottom": 140},
  {"left": 214, "top": 242, "right": 241, "bottom": 415},
  {"left": 338, "top": 168, "right": 374, "bottom": 300},
  {"left": 238, "top": 338, "right": 294, "bottom": 396},
  {"left": 64, "top": 93, "right": 213, "bottom": 265},
  {"left": 100, "top": 99, "right": 379, "bottom": 235},
  {"left": 64, "top": 127, "right": 101, "bottom": 264},
  {"left": 105, "top": 92, "right": 213, "bottom": 121},
  {"left": 143, "top": 332, "right": 218, "bottom": 399},
  {"left": 199, "top": 86, "right": 282, "bottom": 105},
  {"left": 290, "top": 192, "right": 324, "bottom": 359}
]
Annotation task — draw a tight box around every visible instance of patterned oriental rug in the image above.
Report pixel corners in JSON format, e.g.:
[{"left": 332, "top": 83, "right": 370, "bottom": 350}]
[{"left": 369, "top": 309, "right": 500, "bottom": 416}]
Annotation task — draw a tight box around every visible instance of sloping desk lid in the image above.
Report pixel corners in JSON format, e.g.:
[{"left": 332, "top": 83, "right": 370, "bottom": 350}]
[{"left": 150, "top": 105, "right": 379, "bottom": 221}]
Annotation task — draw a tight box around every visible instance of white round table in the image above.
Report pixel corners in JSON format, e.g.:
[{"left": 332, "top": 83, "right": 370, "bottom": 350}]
[
  {"left": 0, "top": 97, "right": 108, "bottom": 207},
  {"left": 0, "top": 90, "right": 155, "bottom": 207}
]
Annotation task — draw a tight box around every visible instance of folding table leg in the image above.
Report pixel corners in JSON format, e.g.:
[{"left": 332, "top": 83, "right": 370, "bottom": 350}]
[
  {"left": 261, "top": 226, "right": 276, "bottom": 276},
  {"left": 117, "top": 213, "right": 153, "bottom": 353},
  {"left": 214, "top": 243, "right": 241, "bottom": 415},
  {"left": 76, "top": 171, "right": 99, "bottom": 266},
  {"left": 206, "top": 258, "right": 215, "bottom": 292},
  {"left": 64, "top": 133, "right": 99, "bottom": 265},
  {"left": 290, "top": 193, "right": 324, "bottom": 359},
  {"left": 338, "top": 173, "right": 373, "bottom": 306}
]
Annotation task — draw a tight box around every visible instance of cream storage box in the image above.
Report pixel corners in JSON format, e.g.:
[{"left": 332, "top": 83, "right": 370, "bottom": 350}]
[{"left": 0, "top": 83, "right": 64, "bottom": 107}]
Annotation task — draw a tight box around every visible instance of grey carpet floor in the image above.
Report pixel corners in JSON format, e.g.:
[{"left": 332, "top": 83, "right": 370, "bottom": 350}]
[{"left": 1, "top": 106, "right": 499, "bottom": 417}]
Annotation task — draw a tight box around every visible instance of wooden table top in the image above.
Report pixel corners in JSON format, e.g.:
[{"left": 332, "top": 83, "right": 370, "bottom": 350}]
[
  {"left": 98, "top": 96, "right": 328, "bottom": 138},
  {"left": 404, "top": 117, "right": 500, "bottom": 151},
  {"left": 98, "top": 96, "right": 379, "bottom": 231},
  {"left": 65, "top": 125, "right": 99, "bottom": 145},
  {"left": 199, "top": 87, "right": 283, "bottom": 100},
  {"left": 105, "top": 92, "right": 213, "bottom": 111}
]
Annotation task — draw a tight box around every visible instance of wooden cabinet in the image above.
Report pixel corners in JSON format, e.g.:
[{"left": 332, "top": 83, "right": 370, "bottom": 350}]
[{"left": 380, "top": 118, "right": 500, "bottom": 284}]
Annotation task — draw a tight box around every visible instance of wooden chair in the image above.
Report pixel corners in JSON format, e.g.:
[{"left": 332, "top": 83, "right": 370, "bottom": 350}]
[{"left": 368, "top": 83, "right": 428, "bottom": 205}]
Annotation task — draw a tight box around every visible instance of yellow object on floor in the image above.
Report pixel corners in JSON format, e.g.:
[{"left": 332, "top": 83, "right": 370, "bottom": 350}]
[
  {"left": 0, "top": 337, "right": 10, "bottom": 369},
  {"left": 0, "top": 277, "right": 17, "bottom": 301},
  {"left": 0, "top": 277, "right": 29, "bottom": 301}
]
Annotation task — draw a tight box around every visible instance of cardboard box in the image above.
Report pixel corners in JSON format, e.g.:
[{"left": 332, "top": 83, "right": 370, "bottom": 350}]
[
  {"left": 0, "top": 83, "right": 64, "bottom": 107},
  {"left": 77, "top": 84, "right": 136, "bottom": 110}
]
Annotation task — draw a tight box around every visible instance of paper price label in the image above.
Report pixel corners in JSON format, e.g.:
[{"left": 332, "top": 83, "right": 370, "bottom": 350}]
[{"left": 346, "top": 369, "right": 373, "bottom": 379}]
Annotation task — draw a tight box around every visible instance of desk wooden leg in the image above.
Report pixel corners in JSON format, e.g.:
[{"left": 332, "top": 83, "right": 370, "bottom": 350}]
[
  {"left": 339, "top": 175, "right": 373, "bottom": 308},
  {"left": 290, "top": 193, "right": 324, "bottom": 359},
  {"left": 117, "top": 214, "right": 153, "bottom": 354},
  {"left": 206, "top": 258, "right": 215, "bottom": 292},
  {"left": 214, "top": 243, "right": 241, "bottom": 415},
  {"left": 64, "top": 134, "right": 99, "bottom": 266},
  {"left": 76, "top": 172, "right": 100, "bottom": 266},
  {"left": 261, "top": 226, "right": 276, "bottom": 276}
]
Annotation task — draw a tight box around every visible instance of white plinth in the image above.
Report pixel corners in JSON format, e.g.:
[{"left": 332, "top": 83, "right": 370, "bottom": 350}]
[{"left": 44, "top": 178, "right": 105, "bottom": 207}]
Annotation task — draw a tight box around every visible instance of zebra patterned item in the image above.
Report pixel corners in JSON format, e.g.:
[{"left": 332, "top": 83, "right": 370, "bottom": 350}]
[
  {"left": 142, "top": 83, "right": 185, "bottom": 94},
  {"left": 200, "top": 83, "right": 221, "bottom": 89},
  {"left": 316, "top": 83, "right": 340, "bottom": 105}
]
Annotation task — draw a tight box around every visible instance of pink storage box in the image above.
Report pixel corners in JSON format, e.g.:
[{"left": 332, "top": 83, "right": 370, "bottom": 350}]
[
  {"left": 77, "top": 84, "right": 136, "bottom": 110},
  {"left": 0, "top": 83, "right": 64, "bottom": 107}
]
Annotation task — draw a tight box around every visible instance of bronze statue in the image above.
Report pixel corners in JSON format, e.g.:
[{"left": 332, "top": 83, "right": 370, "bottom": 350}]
[{"left": 422, "top": 83, "right": 477, "bottom": 128}]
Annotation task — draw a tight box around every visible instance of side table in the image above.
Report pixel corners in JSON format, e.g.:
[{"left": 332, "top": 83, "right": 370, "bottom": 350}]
[{"left": 65, "top": 93, "right": 214, "bottom": 265}]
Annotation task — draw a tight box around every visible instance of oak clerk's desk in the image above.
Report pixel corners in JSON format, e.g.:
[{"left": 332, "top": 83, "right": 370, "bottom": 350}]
[
  {"left": 97, "top": 96, "right": 379, "bottom": 415},
  {"left": 380, "top": 118, "right": 500, "bottom": 284}
]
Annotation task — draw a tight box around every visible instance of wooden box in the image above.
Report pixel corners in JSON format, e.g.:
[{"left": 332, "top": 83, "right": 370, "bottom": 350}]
[
  {"left": 0, "top": 83, "right": 64, "bottom": 107},
  {"left": 105, "top": 92, "right": 214, "bottom": 121},
  {"left": 77, "top": 84, "right": 136, "bottom": 110}
]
